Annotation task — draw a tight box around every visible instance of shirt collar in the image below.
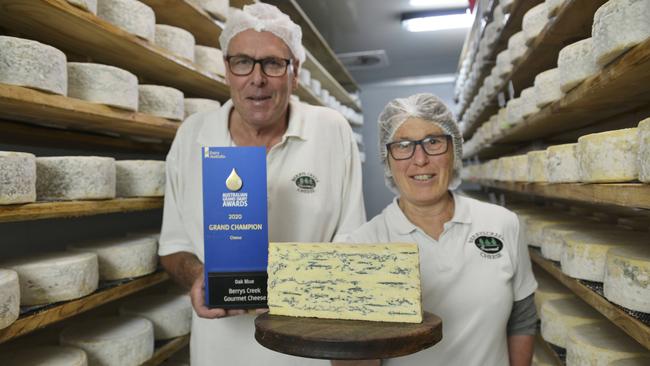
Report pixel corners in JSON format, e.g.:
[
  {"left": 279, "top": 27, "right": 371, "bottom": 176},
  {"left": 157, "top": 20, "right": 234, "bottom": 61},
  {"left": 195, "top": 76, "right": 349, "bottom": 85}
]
[{"left": 386, "top": 191, "right": 472, "bottom": 235}]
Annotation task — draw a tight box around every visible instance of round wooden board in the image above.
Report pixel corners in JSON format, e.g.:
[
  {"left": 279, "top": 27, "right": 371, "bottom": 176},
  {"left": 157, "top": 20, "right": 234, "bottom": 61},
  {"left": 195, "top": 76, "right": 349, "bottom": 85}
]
[{"left": 254, "top": 311, "right": 442, "bottom": 360}]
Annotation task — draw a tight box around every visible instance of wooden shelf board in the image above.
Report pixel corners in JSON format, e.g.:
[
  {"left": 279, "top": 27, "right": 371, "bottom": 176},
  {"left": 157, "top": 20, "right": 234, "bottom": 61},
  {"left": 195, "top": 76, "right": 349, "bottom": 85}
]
[
  {"left": 0, "top": 272, "right": 170, "bottom": 344},
  {"left": 263, "top": 0, "right": 360, "bottom": 93},
  {"left": 0, "top": 0, "right": 230, "bottom": 100},
  {"left": 140, "top": 0, "right": 222, "bottom": 48},
  {"left": 0, "top": 197, "right": 163, "bottom": 223},
  {"left": 142, "top": 334, "right": 190, "bottom": 366},
  {"left": 530, "top": 250, "right": 650, "bottom": 350},
  {"left": 304, "top": 50, "right": 361, "bottom": 112},
  {"left": 478, "top": 180, "right": 650, "bottom": 210},
  {"left": 0, "top": 84, "right": 179, "bottom": 141}
]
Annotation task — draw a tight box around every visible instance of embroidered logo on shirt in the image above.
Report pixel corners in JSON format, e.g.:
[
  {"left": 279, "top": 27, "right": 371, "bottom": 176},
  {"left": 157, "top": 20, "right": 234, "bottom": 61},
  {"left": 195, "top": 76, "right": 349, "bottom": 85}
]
[
  {"left": 469, "top": 232, "right": 504, "bottom": 259},
  {"left": 292, "top": 172, "right": 318, "bottom": 193}
]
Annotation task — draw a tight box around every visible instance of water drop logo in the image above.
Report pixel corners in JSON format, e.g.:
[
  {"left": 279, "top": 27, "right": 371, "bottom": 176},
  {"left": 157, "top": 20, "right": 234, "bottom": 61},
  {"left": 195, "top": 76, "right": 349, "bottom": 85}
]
[{"left": 226, "top": 168, "right": 243, "bottom": 191}]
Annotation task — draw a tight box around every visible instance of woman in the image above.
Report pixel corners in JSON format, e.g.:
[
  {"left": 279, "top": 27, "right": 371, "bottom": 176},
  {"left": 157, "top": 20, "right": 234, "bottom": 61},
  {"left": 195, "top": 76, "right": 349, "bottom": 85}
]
[{"left": 337, "top": 93, "right": 538, "bottom": 366}]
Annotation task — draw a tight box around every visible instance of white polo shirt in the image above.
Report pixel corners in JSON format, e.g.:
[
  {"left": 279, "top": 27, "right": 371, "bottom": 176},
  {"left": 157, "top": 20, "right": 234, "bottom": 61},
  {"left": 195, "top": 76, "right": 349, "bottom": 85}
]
[
  {"left": 337, "top": 192, "right": 537, "bottom": 366},
  {"left": 159, "top": 99, "right": 366, "bottom": 366}
]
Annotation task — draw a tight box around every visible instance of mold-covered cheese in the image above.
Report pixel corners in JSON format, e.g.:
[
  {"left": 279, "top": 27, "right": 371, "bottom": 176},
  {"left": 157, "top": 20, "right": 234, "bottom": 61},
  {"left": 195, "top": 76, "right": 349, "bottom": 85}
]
[
  {"left": 66, "top": 0, "right": 97, "bottom": 14},
  {"left": 5, "top": 346, "right": 88, "bottom": 366},
  {"left": 154, "top": 25, "right": 195, "bottom": 62},
  {"left": 0, "top": 269, "right": 19, "bottom": 330},
  {"left": 638, "top": 117, "right": 650, "bottom": 182},
  {"left": 119, "top": 293, "right": 191, "bottom": 340},
  {"left": 534, "top": 270, "right": 573, "bottom": 313},
  {"left": 512, "top": 154, "right": 529, "bottom": 182},
  {"left": 540, "top": 297, "right": 603, "bottom": 348},
  {"left": 194, "top": 45, "right": 225, "bottom": 76},
  {"left": 520, "top": 87, "right": 540, "bottom": 119},
  {"left": 527, "top": 150, "right": 548, "bottom": 182},
  {"left": 534, "top": 68, "right": 564, "bottom": 108},
  {"left": 546, "top": 143, "right": 580, "bottom": 183},
  {"left": 506, "top": 97, "right": 524, "bottom": 127},
  {"left": 545, "top": 0, "right": 568, "bottom": 17},
  {"left": 0, "top": 36, "right": 67, "bottom": 95},
  {"left": 558, "top": 38, "right": 600, "bottom": 93},
  {"left": 604, "top": 246, "right": 650, "bottom": 313},
  {"left": 522, "top": 4, "right": 549, "bottom": 44},
  {"left": 508, "top": 31, "right": 528, "bottom": 64},
  {"left": 577, "top": 128, "right": 638, "bottom": 183},
  {"left": 540, "top": 222, "right": 607, "bottom": 262},
  {"left": 36, "top": 156, "right": 116, "bottom": 201},
  {"left": 192, "top": 0, "right": 229, "bottom": 19},
  {"left": 97, "top": 0, "right": 156, "bottom": 41},
  {"left": 116, "top": 160, "right": 165, "bottom": 197},
  {"left": 67, "top": 62, "right": 138, "bottom": 111},
  {"left": 138, "top": 85, "right": 184, "bottom": 121},
  {"left": 183, "top": 98, "right": 221, "bottom": 118},
  {"left": 0, "top": 151, "right": 36, "bottom": 205},
  {"left": 592, "top": 0, "right": 650, "bottom": 66},
  {"left": 567, "top": 322, "right": 650, "bottom": 365}
]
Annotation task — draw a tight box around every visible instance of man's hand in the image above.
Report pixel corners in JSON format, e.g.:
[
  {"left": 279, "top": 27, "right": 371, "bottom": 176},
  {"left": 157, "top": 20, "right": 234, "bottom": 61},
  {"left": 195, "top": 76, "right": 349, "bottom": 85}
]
[{"left": 189, "top": 269, "right": 268, "bottom": 318}]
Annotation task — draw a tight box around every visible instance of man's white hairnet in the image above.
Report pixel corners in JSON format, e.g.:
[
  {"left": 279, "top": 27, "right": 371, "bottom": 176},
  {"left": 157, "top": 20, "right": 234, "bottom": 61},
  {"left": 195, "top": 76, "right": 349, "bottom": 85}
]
[
  {"left": 378, "top": 93, "right": 463, "bottom": 193},
  {"left": 219, "top": 3, "right": 306, "bottom": 68}
]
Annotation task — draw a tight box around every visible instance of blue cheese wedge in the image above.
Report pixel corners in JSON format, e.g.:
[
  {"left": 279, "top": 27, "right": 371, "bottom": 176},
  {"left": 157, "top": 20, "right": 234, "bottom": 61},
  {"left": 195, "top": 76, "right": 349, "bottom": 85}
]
[{"left": 267, "top": 242, "right": 422, "bottom": 323}]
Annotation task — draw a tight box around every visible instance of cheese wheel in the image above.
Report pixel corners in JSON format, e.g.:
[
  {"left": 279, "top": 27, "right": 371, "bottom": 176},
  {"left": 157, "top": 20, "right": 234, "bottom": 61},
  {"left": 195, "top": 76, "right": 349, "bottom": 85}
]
[
  {"left": 185, "top": 98, "right": 221, "bottom": 118},
  {"left": 638, "top": 118, "right": 650, "bottom": 182},
  {"left": 567, "top": 322, "right": 650, "bottom": 365},
  {"left": 67, "top": 62, "right": 138, "bottom": 111},
  {"left": 96, "top": 0, "right": 156, "bottom": 41},
  {"left": 138, "top": 85, "right": 184, "bottom": 121},
  {"left": 68, "top": 235, "right": 157, "bottom": 280},
  {"left": 604, "top": 246, "right": 650, "bottom": 312},
  {"left": 508, "top": 31, "right": 528, "bottom": 64},
  {"left": 609, "top": 357, "right": 650, "bottom": 365},
  {"left": 4, "top": 252, "right": 98, "bottom": 305},
  {"left": 66, "top": 0, "right": 97, "bottom": 14},
  {"left": 5, "top": 346, "right": 88, "bottom": 366},
  {"left": 534, "top": 270, "right": 573, "bottom": 313},
  {"left": 154, "top": 25, "right": 195, "bottom": 62},
  {"left": 562, "top": 230, "right": 644, "bottom": 282},
  {"left": 540, "top": 222, "right": 608, "bottom": 262},
  {"left": 36, "top": 156, "right": 116, "bottom": 201},
  {"left": 119, "top": 293, "right": 191, "bottom": 339},
  {"left": 506, "top": 97, "right": 524, "bottom": 127},
  {"left": 522, "top": 4, "right": 549, "bottom": 44},
  {"left": 192, "top": 0, "right": 229, "bottom": 19},
  {"left": 116, "top": 160, "right": 165, "bottom": 197},
  {"left": 546, "top": 143, "right": 580, "bottom": 183},
  {"left": 0, "top": 36, "right": 67, "bottom": 95},
  {"left": 194, "top": 45, "right": 225, "bottom": 76},
  {"left": 527, "top": 150, "right": 548, "bottom": 183},
  {"left": 0, "top": 269, "right": 19, "bottom": 330},
  {"left": 577, "top": 128, "right": 638, "bottom": 183},
  {"left": 545, "top": 0, "right": 568, "bottom": 17},
  {"left": 310, "top": 78, "right": 322, "bottom": 95},
  {"left": 558, "top": 38, "right": 600, "bottom": 93},
  {"left": 592, "top": 0, "right": 650, "bottom": 67},
  {"left": 540, "top": 297, "right": 602, "bottom": 348},
  {"left": 526, "top": 216, "right": 575, "bottom": 248},
  {"left": 511, "top": 155, "right": 528, "bottom": 182},
  {"left": 534, "top": 68, "right": 563, "bottom": 108},
  {"left": 60, "top": 316, "right": 154, "bottom": 366},
  {"left": 0, "top": 151, "right": 36, "bottom": 205},
  {"left": 520, "top": 87, "right": 540, "bottom": 119}
]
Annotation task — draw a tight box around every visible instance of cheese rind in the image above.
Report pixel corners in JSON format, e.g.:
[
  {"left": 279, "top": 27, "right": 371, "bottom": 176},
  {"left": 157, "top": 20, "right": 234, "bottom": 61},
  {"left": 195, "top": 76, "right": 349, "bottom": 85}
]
[
  {"left": 0, "top": 36, "right": 67, "bottom": 95},
  {"left": 36, "top": 156, "right": 116, "bottom": 201},
  {"left": 512, "top": 155, "right": 529, "bottom": 182},
  {"left": 116, "top": 160, "right": 165, "bottom": 197},
  {"left": 507, "top": 31, "right": 528, "bottom": 64},
  {"left": 0, "top": 151, "right": 36, "bottom": 204},
  {"left": 4, "top": 252, "right": 98, "bottom": 306},
  {"left": 5, "top": 346, "right": 88, "bottom": 366},
  {"left": 60, "top": 315, "right": 154, "bottom": 366},
  {"left": 540, "top": 298, "right": 602, "bottom": 348},
  {"left": 577, "top": 128, "right": 639, "bottom": 183},
  {"left": 194, "top": 46, "right": 226, "bottom": 76},
  {"left": 154, "top": 25, "right": 195, "bottom": 62},
  {"left": 192, "top": 0, "right": 229, "bottom": 19},
  {"left": 267, "top": 242, "right": 422, "bottom": 323},
  {"left": 520, "top": 87, "right": 540, "bottom": 119},
  {"left": 534, "top": 270, "right": 573, "bottom": 313},
  {"left": 184, "top": 98, "right": 221, "bottom": 119},
  {"left": 119, "top": 293, "right": 192, "bottom": 340},
  {"left": 522, "top": 4, "right": 549, "bottom": 44},
  {"left": 540, "top": 222, "right": 604, "bottom": 262},
  {"left": 638, "top": 118, "right": 650, "bottom": 182},
  {"left": 567, "top": 322, "right": 650, "bottom": 365},
  {"left": 592, "top": 0, "right": 650, "bottom": 66},
  {"left": 67, "top": 62, "right": 138, "bottom": 111},
  {"left": 545, "top": 0, "right": 568, "bottom": 17},
  {"left": 138, "top": 85, "right": 185, "bottom": 121},
  {"left": 604, "top": 246, "right": 650, "bottom": 313},
  {"left": 558, "top": 38, "right": 600, "bottom": 93},
  {"left": 534, "top": 68, "right": 564, "bottom": 108},
  {"left": 97, "top": 0, "right": 156, "bottom": 41},
  {"left": 66, "top": 0, "right": 97, "bottom": 14},
  {"left": 527, "top": 150, "right": 548, "bottom": 183},
  {"left": 0, "top": 269, "right": 20, "bottom": 330},
  {"left": 546, "top": 143, "right": 580, "bottom": 183}
]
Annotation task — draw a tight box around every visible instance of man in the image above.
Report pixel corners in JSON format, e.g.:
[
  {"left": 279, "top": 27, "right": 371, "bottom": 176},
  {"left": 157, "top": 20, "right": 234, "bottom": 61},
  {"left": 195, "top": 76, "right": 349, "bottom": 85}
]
[{"left": 158, "top": 3, "right": 366, "bottom": 365}]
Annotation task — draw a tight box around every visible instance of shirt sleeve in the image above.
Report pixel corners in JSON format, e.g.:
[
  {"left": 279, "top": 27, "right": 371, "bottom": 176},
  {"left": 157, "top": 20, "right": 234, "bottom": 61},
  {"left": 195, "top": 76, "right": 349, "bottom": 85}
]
[
  {"left": 506, "top": 293, "right": 538, "bottom": 336},
  {"left": 158, "top": 136, "right": 196, "bottom": 257},
  {"left": 512, "top": 213, "right": 538, "bottom": 301}
]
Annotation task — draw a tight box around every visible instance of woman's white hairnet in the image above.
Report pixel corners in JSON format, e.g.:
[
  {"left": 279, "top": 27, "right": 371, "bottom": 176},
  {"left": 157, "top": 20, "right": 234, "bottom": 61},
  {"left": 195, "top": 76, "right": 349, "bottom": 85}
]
[
  {"left": 378, "top": 93, "right": 463, "bottom": 193},
  {"left": 219, "top": 3, "right": 306, "bottom": 67}
]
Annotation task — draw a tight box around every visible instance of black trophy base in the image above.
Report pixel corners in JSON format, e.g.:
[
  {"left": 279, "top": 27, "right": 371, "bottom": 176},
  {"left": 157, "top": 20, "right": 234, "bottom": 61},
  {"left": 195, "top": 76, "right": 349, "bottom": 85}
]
[{"left": 207, "top": 271, "right": 268, "bottom": 309}]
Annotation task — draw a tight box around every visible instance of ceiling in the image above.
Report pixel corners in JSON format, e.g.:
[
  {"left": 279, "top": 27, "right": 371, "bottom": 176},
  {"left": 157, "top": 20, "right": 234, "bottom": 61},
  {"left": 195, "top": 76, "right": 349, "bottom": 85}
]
[{"left": 296, "top": 0, "right": 471, "bottom": 85}]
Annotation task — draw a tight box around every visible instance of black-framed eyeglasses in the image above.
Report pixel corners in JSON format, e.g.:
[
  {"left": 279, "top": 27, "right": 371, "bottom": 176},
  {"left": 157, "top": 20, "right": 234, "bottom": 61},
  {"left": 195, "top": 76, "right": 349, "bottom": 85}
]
[
  {"left": 226, "top": 55, "right": 292, "bottom": 77},
  {"left": 386, "top": 135, "right": 452, "bottom": 160}
]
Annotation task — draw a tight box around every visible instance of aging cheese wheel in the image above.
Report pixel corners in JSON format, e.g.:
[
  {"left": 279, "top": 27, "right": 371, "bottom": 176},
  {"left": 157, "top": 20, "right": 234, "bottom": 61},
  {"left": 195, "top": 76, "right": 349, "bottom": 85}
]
[
  {"left": 36, "top": 156, "right": 116, "bottom": 201},
  {"left": 522, "top": 4, "right": 549, "bottom": 44},
  {"left": 562, "top": 230, "right": 644, "bottom": 282},
  {"left": 525, "top": 216, "right": 575, "bottom": 248},
  {"left": 534, "top": 68, "right": 564, "bottom": 108},
  {"left": 194, "top": 45, "right": 225, "bottom": 76},
  {"left": 540, "top": 297, "right": 602, "bottom": 348},
  {"left": 154, "top": 25, "right": 195, "bottom": 62},
  {"left": 506, "top": 97, "right": 524, "bottom": 127},
  {"left": 512, "top": 154, "right": 529, "bottom": 182},
  {"left": 604, "top": 246, "right": 650, "bottom": 312},
  {"left": 638, "top": 118, "right": 650, "bottom": 182},
  {"left": 577, "top": 128, "right": 638, "bottom": 183},
  {"left": 67, "top": 62, "right": 138, "bottom": 111},
  {"left": 0, "top": 151, "right": 36, "bottom": 205},
  {"left": 66, "top": 0, "right": 97, "bottom": 14},
  {"left": 138, "top": 85, "right": 184, "bottom": 121},
  {"left": 592, "top": 0, "right": 650, "bottom": 66},
  {"left": 4, "top": 252, "right": 98, "bottom": 306},
  {"left": 567, "top": 322, "right": 650, "bottom": 365},
  {"left": 540, "top": 222, "right": 608, "bottom": 262},
  {"left": 119, "top": 293, "right": 191, "bottom": 340},
  {"left": 0, "top": 269, "right": 20, "bottom": 330},
  {"left": 97, "top": 0, "right": 156, "bottom": 41},
  {"left": 534, "top": 270, "right": 573, "bottom": 313},
  {"left": 527, "top": 150, "right": 548, "bottom": 183},
  {"left": 60, "top": 315, "right": 154, "bottom": 366},
  {"left": 508, "top": 31, "right": 528, "bottom": 64},
  {"left": 0, "top": 36, "right": 67, "bottom": 96},
  {"left": 545, "top": 0, "right": 568, "bottom": 17},
  {"left": 558, "top": 38, "right": 600, "bottom": 93},
  {"left": 192, "top": 0, "right": 229, "bottom": 19},
  {"left": 5, "top": 346, "right": 88, "bottom": 366},
  {"left": 116, "top": 160, "right": 165, "bottom": 197},
  {"left": 520, "top": 87, "right": 540, "bottom": 119},
  {"left": 546, "top": 143, "right": 580, "bottom": 183}
]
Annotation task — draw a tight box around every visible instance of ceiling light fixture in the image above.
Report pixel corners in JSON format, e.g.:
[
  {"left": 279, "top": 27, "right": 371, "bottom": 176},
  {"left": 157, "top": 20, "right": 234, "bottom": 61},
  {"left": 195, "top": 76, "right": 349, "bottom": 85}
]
[{"left": 401, "top": 8, "right": 473, "bottom": 32}]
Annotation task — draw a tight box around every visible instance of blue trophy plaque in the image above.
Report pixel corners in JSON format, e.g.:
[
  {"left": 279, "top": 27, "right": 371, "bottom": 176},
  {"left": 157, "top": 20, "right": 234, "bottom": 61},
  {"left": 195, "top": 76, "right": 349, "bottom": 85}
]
[{"left": 202, "top": 146, "right": 268, "bottom": 308}]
